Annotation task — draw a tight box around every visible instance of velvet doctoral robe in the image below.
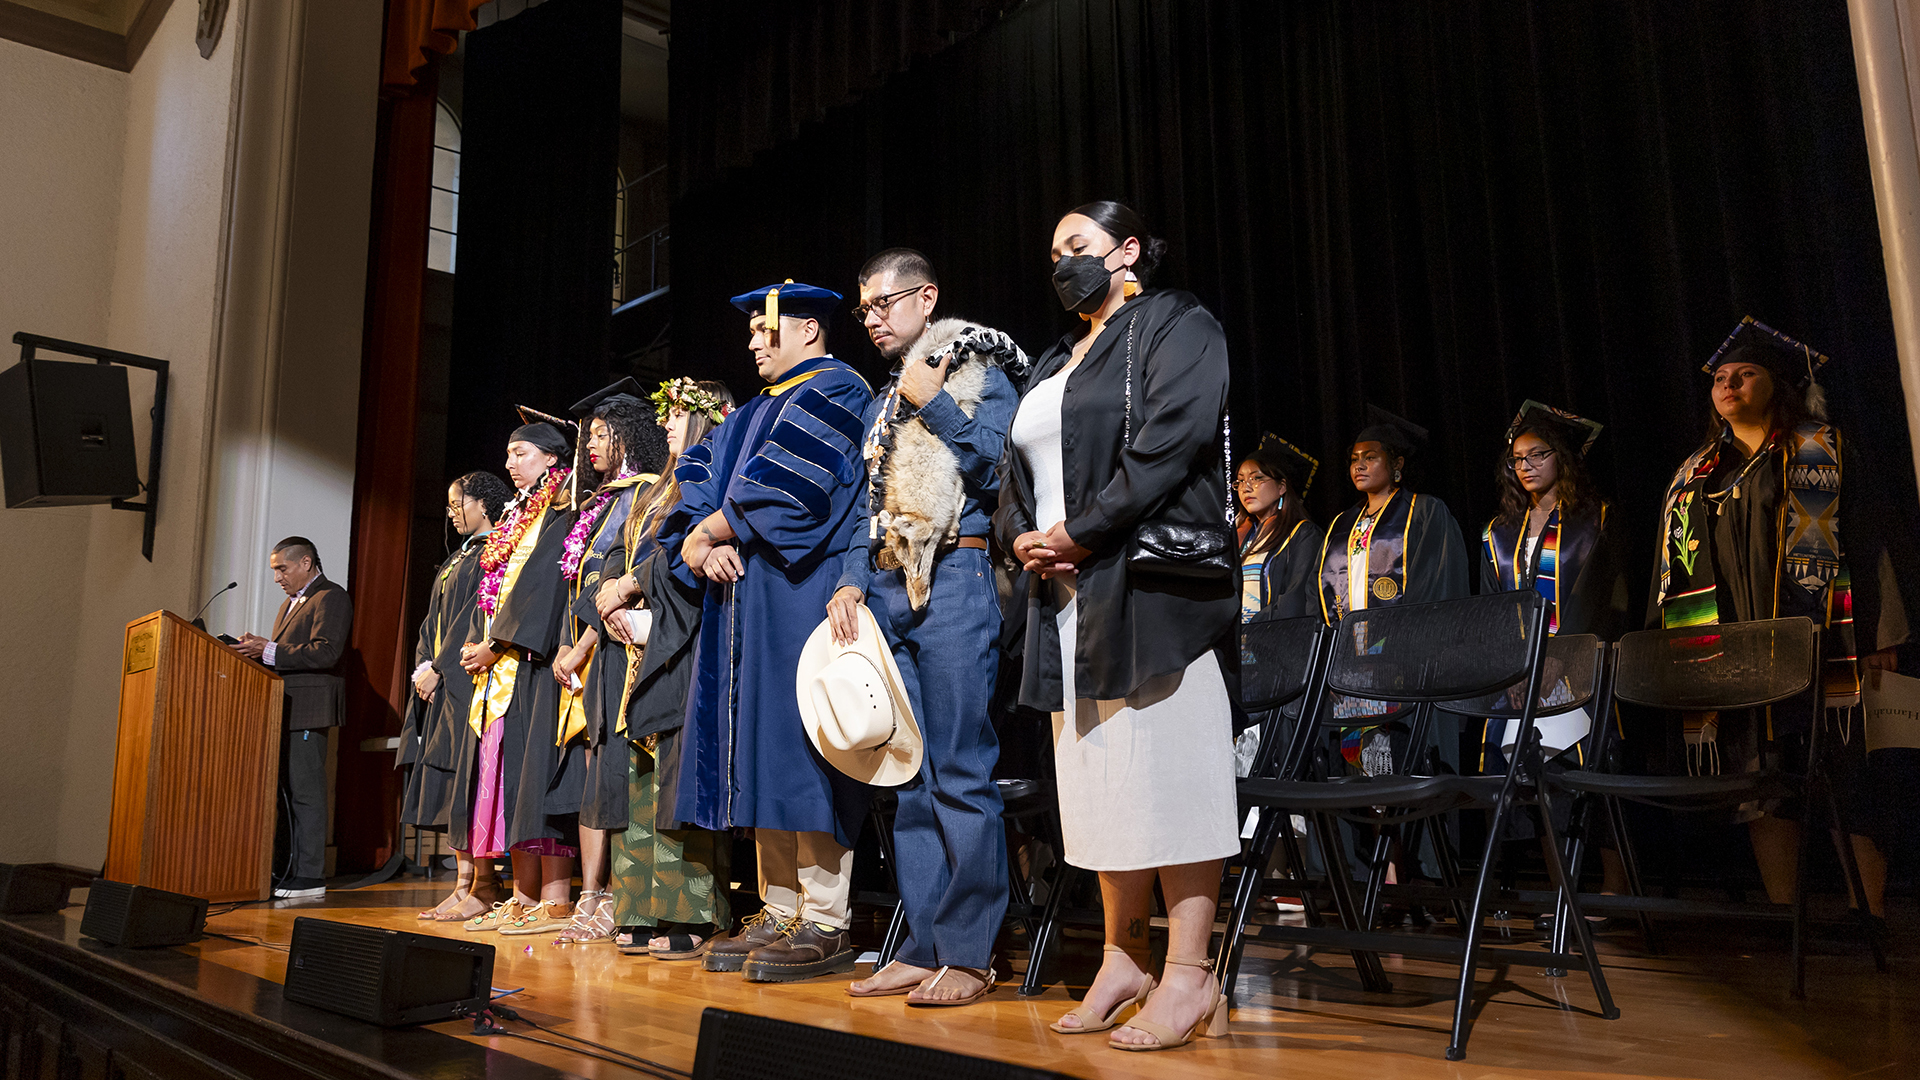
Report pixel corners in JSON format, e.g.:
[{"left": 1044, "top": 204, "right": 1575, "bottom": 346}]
[{"left": 673, "top": 356, "right": 875, "bottom": 844}]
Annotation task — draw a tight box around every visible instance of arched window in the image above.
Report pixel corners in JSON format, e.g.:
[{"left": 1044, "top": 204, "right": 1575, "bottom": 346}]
[
  {"left": 613, "top": 169, "right": 627, "bottom": 306},
  {"left": 429, "top": 101, "right": 461, "bottom": 273}
]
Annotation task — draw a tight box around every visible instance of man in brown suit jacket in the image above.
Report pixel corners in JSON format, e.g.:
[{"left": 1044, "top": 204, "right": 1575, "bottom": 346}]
[{"left": 231, "top": 537, "right": 353, "bottom": 898}]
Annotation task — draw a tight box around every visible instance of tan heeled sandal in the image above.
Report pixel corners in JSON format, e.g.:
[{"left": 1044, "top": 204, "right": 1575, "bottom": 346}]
[
  {"left": 1108, "top": 953, "right": 1229, "bottom": 1052},
  {"left": 1050, "top": 946, "right": 1155, "bottom": 1035}
]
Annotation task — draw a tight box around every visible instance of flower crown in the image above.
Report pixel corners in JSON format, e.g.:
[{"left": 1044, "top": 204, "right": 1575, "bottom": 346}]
[{"left": 651, "top": 377, "right": 732, "bottom": 424}]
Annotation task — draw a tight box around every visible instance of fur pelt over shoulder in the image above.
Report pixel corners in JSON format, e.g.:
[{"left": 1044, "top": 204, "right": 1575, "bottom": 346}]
[{"left": 871, "top": 317, "right": 1026, "bottom": 609}]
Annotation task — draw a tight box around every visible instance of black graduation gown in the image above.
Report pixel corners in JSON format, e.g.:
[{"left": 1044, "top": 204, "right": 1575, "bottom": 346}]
[
  {"left": 449, "top": 501, "right": 578, "bottom": 851},
  {"left": 399, "top": 537, "right": 485, "bottom": 828},
  {"left": 1479, "top": 503, "right": 1630, "bottom": 642},
  {"left": 570, "top": 482, "right": 645, "bottom": 830}
]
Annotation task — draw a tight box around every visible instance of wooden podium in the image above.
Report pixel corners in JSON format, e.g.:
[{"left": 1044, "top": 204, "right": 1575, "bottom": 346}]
[{"left": 105, "top": 610, "right": 283, "bottom": 902}]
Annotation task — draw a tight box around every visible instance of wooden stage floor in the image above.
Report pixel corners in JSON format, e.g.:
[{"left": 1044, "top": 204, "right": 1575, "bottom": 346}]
[{"left": 52, "top": 879, "right": 1920, "bottom": 1079}]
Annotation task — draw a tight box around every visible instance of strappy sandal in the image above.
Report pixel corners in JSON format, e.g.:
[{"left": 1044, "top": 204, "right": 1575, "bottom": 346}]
[
  {"left": 650, "top": 927, "right": 716, "bottom": 961},
  {"left": 432, "top": 881, "right": 502, "bottom": 923},
  {"left": 1049, "top": 946, "right": 1155, "bottom": 1034},
  {"left": 906, "top": 957, "right": 997, "bottom": 1008},
  {"left": 847, "top": 959, "right": 934, "bottom": 998},
  {"left": 419, "top": 874, "right": 473, "bottom": 920},
  {"left": 465, "top": 897, "right": 524, "bottom": 933},
  {"left": 1108, "top": 953, "right": 1230, "bottom": 1052},
  {"left": 616, "top": 926, "right": 656, "bottom": 956},
  {"left": 552, "top": 892, "right": 615, "bottom": 945}
]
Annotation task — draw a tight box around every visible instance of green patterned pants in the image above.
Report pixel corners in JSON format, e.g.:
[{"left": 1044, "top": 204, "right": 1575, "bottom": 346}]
[{"left": 610, "top": 731, "right": 731, "bottom": 930}]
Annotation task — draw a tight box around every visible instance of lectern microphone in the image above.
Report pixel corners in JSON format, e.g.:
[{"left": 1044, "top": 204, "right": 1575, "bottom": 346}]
[{"left": 190, "top": 581, "right": 238, "bottom": 630}]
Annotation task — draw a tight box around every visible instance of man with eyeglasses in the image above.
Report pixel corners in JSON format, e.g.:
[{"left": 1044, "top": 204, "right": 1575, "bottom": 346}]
[{"left": 833, "top": 248, "right": 1025, "bottom": 1006}]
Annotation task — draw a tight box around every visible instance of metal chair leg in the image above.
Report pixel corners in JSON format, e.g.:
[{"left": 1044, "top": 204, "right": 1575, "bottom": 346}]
[
  {"left": 1315, "top": 812, "right": 1392, "bottom": 993},
  {"left": 1020, "top": 861, "right": 1075, "bottom": 997},
  {"left": 1536, "top": 783, "right": 1619, "bottom": 1020},
  {"left": 1219, "top": 806, "right": 1286, "bottom": 1001},
  {"left": 1448, "top": 795, "right": 1515, "bottom": 1061}
]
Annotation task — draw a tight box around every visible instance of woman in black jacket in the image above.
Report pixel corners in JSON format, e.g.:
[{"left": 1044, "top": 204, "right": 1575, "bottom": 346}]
[{"left": 995, "top": 202, "right": 1238, "bottom": 1052}]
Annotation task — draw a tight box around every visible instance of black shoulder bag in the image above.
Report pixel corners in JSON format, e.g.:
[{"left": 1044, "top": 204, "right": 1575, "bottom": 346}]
[{"left": 1119, "top": 315, "right": 1236, "bottom": 581}]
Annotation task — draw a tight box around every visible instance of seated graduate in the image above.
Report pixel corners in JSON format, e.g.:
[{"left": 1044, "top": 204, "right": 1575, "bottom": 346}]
[
  {"left": 1316, "top": 405, "right": 1469, "bottom": 774},
  {"left": 410, "top": 469, "right": 512, "bottom": 922},
  {"left": 1478, "top": 400, "right": 1629, "bottom": 901},
  {"left": 595, "top": 377, "right": 737, "bottom": 958},
  {"left": 454, "top": 419, "right": 581, "bottom": 937},
  {"left": 1650, "top": 318, "right": 1876, "bottom": 917},
  {"left": 1236, "top": 433, "right": 1324, "bottom": 621},
  {"left": 548, "top": 380, "right": 670, "bottom": 945}
]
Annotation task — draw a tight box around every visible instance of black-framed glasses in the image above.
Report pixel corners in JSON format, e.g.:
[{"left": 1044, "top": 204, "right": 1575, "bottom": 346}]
[
  {"left": 852, "top": 285, "right": 926, "bottom": 321},
  {"left": 1507, "top": 448, "right": 1556, "bottom": 471}
]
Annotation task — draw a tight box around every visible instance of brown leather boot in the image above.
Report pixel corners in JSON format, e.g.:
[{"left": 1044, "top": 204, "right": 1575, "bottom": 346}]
[
  {"left": 741, "top": 920, "right": 856, "bottom": 983},
  {"left": 702, "top": 910, "right": 796, "bottom": 972}
]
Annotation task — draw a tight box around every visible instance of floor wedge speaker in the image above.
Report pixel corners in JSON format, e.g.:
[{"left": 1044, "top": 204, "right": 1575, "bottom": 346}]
[
  {"left": 80, "top": 880, "right": 207, "bottom": 946},
  {"left": 284, "top": 917, "right": 495, "bottom": 1026},
  {"left": 0, "top": 864, "right": 71, "bottom": 914},
  {"left": 691, "top": 1007, "right": 1077, "bottom": 1079}
]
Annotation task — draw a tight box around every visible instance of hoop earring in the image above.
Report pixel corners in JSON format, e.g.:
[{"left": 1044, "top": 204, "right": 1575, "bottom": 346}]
[{"left": 1393, "top": 470, "right": 1402, "bottom": 484}]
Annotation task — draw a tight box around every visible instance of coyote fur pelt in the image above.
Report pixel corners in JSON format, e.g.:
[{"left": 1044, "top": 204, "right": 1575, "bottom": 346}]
[{"left": 872, "top": 318, "right": 1020, "bottom": 609}]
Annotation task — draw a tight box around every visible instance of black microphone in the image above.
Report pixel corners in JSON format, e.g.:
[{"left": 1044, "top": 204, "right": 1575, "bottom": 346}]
[{"left": 191, "top": 581, "right": 239, "bottom": 630}]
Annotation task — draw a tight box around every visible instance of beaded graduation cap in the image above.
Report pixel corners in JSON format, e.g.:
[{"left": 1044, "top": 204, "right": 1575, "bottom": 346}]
[
  {"left": 1505, "top": 400, "right": 1603, "bottom": 456},
  {"left": 1702, "top": 316, "right": 1833, "bottom": 420},
  {"left": 1253, "top": 432, "right": 1320, "bottom": 496}
]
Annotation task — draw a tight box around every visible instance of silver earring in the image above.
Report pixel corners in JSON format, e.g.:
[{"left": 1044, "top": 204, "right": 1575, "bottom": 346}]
[{"left": 1393, "top": 470, "right": 1402, "bottom": 483}]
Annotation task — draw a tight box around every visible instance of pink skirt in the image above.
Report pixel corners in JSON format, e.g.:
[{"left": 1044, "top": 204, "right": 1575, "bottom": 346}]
[{"left": 466, "top": 718, "right": 580, "bottom": 859}]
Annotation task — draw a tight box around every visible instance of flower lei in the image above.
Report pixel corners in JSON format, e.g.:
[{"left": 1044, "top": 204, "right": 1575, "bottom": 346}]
[
  {"left": 560, "top": 469, "right": 636, "bottom": 583},
  {"left": 651, "top": 376, "right": 732, "bottom": 424},
  {"left": 476, "top": 467, "right": 569, "bottom": 617}
]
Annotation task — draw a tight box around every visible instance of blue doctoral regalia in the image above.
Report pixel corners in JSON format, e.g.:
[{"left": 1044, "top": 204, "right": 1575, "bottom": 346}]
[{"left": 674, "top": 355, "right": 875, "bottom": 844}]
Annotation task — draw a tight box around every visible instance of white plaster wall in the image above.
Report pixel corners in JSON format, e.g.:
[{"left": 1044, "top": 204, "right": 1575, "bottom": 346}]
[
  {"left": 47, "top": 0, "right": 244, "bottom": 867},
  {"left": 0, "top": 35, "right": 130, "bottom": 864}
]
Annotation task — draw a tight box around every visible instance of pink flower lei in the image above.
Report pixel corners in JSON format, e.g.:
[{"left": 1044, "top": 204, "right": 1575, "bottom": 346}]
[
  {"left": 560, "top": 469, "right": 637, "bottom": 583},
  {"left": 476, "top": 468, "right": 568, "bottom": 617}
]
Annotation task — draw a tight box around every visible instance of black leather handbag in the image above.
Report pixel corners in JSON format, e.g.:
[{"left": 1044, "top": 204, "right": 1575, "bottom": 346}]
[{"left": 1117, "top": 315, "right": 1236, "bottom": 581}]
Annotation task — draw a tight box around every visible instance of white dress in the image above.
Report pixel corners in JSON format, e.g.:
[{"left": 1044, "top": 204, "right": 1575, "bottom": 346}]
[{"left": 1009, "top": 364, "right": 1241, "bottom": 872}]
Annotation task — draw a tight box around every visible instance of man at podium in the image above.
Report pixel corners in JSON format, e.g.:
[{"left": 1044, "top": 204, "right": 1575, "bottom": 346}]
[{"left": 229, "top": 537, "right": 353, "bottom": 899}]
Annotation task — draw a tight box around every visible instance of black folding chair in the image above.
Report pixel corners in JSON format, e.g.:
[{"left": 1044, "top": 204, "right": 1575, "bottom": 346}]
[
  {"left": 1217, "top": 591, "right": 1618, "bottom": 1061},
  {"left": 1552, "top": 617, "right": 1889, "bottom": 998}
]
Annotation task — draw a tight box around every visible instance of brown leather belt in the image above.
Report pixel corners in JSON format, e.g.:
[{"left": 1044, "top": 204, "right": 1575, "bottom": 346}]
[{"left": 954, "top": 536, "right": 989, "bottom": 551}]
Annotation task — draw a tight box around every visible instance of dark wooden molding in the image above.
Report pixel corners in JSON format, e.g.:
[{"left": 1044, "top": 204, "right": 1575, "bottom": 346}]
[{"left": 0, "top": 0, "right": 177, "bottom": 72}]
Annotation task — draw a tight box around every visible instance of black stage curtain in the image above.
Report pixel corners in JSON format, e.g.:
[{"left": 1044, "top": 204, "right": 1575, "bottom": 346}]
[
  {"left": 446, "top": 0, "right": 621, "bottom": 480},
  {"left": 670, "top": 0, "right": 1918, "bottom": 624}
]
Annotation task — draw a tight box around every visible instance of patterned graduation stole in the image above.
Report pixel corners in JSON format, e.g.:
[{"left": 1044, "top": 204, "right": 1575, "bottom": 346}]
[{"left": 469, "top": 510, "right": 549, "bottom": 736}]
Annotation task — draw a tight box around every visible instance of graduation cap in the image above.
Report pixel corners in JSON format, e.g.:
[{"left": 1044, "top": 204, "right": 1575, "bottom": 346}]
[
  {"left": 729, "top": 279, "right": 843, "bottom": 325},
  {"left": 1702, "top": 317, "right": 1831, "bottom": 388},
  {"left": 1505, "top": 399, "right": 1603, "bottom": 456},
  {"left": 570, "top": 377, "right": 647, "bottom": 418},
  {"left": 1253, "top": 432, "right": 1320, "bottom": 496},
  {"left": 1354, "top": 404, "right": 1429, "bottom": 456}
]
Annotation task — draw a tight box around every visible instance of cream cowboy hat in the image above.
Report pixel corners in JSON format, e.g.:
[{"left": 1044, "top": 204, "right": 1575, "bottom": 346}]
[{"left": 796, "top": 605, "right": 923, "bottom": 787}]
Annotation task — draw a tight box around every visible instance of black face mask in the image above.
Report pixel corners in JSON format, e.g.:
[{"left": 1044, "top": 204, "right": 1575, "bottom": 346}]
[{"left": 1052, "top": 247, "right": 1123, "bottom": 314}]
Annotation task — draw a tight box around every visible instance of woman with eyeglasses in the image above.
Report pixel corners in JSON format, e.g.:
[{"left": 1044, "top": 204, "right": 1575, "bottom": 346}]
[
  {"left": 997, "top": 200, "right": 1238, "bottom": 1051},
  {"left": 1652, "top": 319, "right": 1883, "bottom": 922},
  {"left": 1480, "top": 401, "right": 1630, "bottom": 906},
  {"left": 1235, "top": 435, "right": 1323, "bottom": 621}
]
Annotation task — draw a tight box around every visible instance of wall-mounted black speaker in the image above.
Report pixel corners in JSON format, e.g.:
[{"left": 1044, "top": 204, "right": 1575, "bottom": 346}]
[
  {"left": 283, "top": 918, "right": 494, "bottom": 1026},
  {"left": 691, "top": 1008, "right": 1076, "bottom": 1079},
  {"left": 0, "top": 357, "right": 140, "bottom": 508},
  {"left": 0, "top": 864, "right": 71, "bottom": 914},
  {"left": 80, "top": 880, "right": 208, "bottom": 946}
]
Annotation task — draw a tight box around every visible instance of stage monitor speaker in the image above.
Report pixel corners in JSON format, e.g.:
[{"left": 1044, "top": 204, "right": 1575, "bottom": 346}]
[
  {"left": 0, "top": 357, "right": 140, "bottom": 508},
  {"left": 691, "top": 1007, "right": 1076, "bottom": 1080},
  {"left": 0, "top": 864, "right": 71, "bottom": 914},
  {"left": 284, "top": 917, "right": 494, "bottom": 1026},
  {"left": 80, "top": 879, "right": 207, "bottom": 946}
]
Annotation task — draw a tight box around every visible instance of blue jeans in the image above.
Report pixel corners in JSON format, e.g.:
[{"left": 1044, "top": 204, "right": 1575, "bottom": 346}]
[{"left": 868, "top": 546, "right": 1008, "bottom": 970}]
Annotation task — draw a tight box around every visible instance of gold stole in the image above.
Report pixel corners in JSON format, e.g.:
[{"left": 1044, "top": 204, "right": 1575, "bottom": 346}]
[
  {"left": 557, "top": 474, "right": 658, "bottom": 746},
  {"left": 468, "top": 510, "right": 549, "bottom": 735}
]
